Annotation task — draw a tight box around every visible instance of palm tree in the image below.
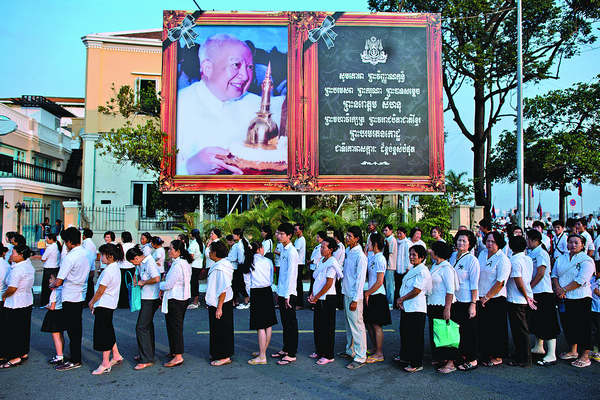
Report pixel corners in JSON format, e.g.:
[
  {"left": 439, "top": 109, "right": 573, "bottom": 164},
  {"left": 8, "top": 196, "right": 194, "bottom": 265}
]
[{"left": 445, "top": 170, "right": 473, "bottom": 206}]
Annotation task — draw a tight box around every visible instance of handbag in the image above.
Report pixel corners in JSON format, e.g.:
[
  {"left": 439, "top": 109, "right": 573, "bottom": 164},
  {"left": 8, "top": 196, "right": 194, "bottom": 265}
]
[
  {"left": 433, "top": 318, "right": 460, "bottom": 348},
  {"left": 126, "top": 271, "right": 142, "bottom": 313}
]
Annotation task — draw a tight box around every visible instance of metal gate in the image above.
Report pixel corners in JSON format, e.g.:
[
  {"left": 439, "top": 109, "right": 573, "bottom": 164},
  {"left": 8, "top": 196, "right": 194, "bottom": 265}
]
[{"left": 18, "top": 200, "right": 60, "bottom": 250}]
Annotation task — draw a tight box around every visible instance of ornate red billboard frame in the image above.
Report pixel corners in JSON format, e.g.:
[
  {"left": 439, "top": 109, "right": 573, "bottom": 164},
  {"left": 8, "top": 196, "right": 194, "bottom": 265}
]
[{"left": 160, "top": 10, "right": 444, "bottom": 193}]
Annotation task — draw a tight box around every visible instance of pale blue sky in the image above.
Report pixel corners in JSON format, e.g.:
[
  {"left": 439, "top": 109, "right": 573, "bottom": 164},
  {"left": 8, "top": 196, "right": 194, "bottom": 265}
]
[{"left": 1, "top": 0, "right": 598, "bottom": 216}]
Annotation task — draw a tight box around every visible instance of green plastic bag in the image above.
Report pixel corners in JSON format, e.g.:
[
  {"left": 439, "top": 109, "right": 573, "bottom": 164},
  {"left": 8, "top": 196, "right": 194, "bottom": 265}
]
[
  {"left": 433, "top": 318, "right": 460, "bottom": 348},
  {"left": 126, "top": 271, "right": 142, "bottom": 313}
]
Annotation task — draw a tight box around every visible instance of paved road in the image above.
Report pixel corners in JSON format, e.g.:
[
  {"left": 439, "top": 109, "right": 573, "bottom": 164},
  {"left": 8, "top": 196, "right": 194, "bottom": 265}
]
[{"left": 0, "top": 300, "right": 598, "bottom": 400}]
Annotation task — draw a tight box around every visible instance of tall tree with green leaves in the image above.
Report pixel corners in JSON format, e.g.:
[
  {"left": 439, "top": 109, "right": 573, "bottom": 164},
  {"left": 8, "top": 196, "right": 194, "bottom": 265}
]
[
  {"left": 488, "top": 76, "right": 600, "bottom": 221},
  {"left": 369, "top": 0, "right": 599, "bottom": 216},
  {"left": 445, "top": 170, "right": 473, "bottom": 205}
]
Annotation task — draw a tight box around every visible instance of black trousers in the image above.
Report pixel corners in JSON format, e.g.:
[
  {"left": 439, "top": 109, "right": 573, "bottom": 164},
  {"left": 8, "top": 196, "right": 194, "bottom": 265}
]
[
  {"left": 478, "top": 297, "right": 508, "bottom": 360},
  {"left": 508, "top": 303, "right": 532, "bottom": 365},
  {"left": 41, "top": 268, "right": 59, "bottom": 306},
  {"left": 62, "top": 301, "right": 84, "bottom": 363},
  {"left": 232, "top": 269, "right": 247, "bottom": 302},
  {"left": 136, "top": 299, "right": 160, "bottom": 363},
  {"left": 428, "top": 305, "right": 460, "bottom": 362},
  {"left": 561, "top": 298, "right": 592, "bottom": 351},
  {"left": 335, "top": 279, "right": 344, "bottom": 310},
  {"left": 118, "top": 267, "right": 135, "bottom": 309},
  {"left": 208, "top": 300, "right": 234, "bottom": 360},
  {"left": 165, "top": 299, "right": 188, "bottom": 355},
  {"left": 85, "top": 271, "right": 95, "bottom": 303},
  {"left": 313, "top": 295, "right": 336, "bottom": 359},
  {"left": 3, "top": 305, "right": 32, "bottom": 359},
  {"left": 296, "top": 264, "right": 305, "bottom": 307},
  {"left": 394, "top": 272, "right": 406, "bottom": 304},
  {"left": 400, "top": 310, "right": 426, "bottom": 368},
  {"left": 190, "top": 268, "right": 201, "bottom": 299},
  {"left": 278, "top": 295, "right": 298, "bottom": 357},
  {"left": 452, "top": 302, "right": 478, "bottom": 362}
]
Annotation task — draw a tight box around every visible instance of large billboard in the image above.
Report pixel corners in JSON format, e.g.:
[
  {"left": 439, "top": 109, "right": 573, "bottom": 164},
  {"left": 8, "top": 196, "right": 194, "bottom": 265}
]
[{"left": 161, "top": 10, "right": 444, "bottom": 193}]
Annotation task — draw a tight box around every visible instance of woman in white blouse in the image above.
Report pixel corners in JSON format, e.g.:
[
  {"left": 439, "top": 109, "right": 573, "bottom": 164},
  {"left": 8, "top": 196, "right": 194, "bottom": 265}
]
[
  {"left": 428, "top": 241, "right": 459, "bottom": 373},
  {"left": 188, "top": 229, "right": 205, "bottom": 310},
  {"left": 477, "top": 231, "right": 511, "bottom": 367},
  {"left": 449, "top": 230, "right": 480, "bottom": 371},
  {"left": 0, "top": 245, "right": 35, "bottom": 369},
  {"left": 247, "top": 242, "right": 277, "bottom": 365},
  {"left": 260, "top": 225, "right": 274, "bottom": 261},
  {"left": 526, "top": 229, "right": 561, "bottom": 366},
  {"left": 204, "top": 229, "right": 221, "bottom": 271},
  {"left": 506, "top": 236, "right": 536, "bottom": 367},
  {"left": 88, "top": 243, "right": 124, "bottom": 375},
  {"left": 308, "top": 237, "right": 343, "bottom": 365},
  {"left": 140, "top": 232, "right": 153, "bottom": 257},
  {"left": 33, "top": 233, "right": 61, "bottom": 307},
  {"left": 395, "top": 244, "right": 431, "bottom": 373},
  {"left": 206, "top": 241, "right": 235, "bottom": 366},
  {"left": 160, "top": 239, "right": 192, "bottom": 368},
  {"left": 126, "top": 245, "right": 161, "bottom": 371},
  {"left": 151, "top": 236, "right": 166, "bottom": 275},
  {"left": 551, "top": 233, "right": 595, "bottom": 368}
]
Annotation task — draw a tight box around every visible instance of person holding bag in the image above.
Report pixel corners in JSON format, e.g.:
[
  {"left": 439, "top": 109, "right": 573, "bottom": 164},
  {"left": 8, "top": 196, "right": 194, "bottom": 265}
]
[
  {"left": 551, "top": 233, "right": 595, "bottom": 368},
  {"left": 160, "top": 240, "right": 192, "bottom": 368},
  {"left": 427, "top": 241, "right": 459, "bottom": 373},
  {"left": 126, "top": 245, "right": 161, "bottom": 370}
]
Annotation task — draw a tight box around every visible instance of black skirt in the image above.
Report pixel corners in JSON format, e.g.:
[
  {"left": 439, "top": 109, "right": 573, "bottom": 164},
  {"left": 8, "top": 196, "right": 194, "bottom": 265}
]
[
  {"left": 529, "top": 292, "right": 561, "bottom": 340},
  {"left": 41, "top": 309, "right": 66, "bottom": 333},
  {"left": 364, "top": 293, "right": 391, "bottom": 326},
  {"left": 93, "top": 307, "right": 116, "bottom": 351},
  {"left": 249, "top": 286, "right": 278, "bottom": 330}
]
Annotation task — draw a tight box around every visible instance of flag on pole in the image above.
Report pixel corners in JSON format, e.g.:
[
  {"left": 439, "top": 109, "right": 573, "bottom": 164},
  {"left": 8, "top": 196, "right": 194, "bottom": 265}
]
[
  {"left": 536, "top": 202, "right": 542, "bottom": 218},
  {"left": 530, "top": 186, "right": 534, "bottom": 198},
  {"left": 576, "top": 178, "right": 582, "bottom": 196},
  {"left": 491, "top": 205, "right": 496, "bottom": 219}
]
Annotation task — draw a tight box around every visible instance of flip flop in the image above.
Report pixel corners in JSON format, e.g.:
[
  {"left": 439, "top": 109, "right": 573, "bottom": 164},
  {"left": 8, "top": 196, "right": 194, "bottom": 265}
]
[
  {"left": 164, "top": 359, "right": 184, "bottom": 368},
  {"left": 92, "top": 365, "right": 112, "bottom": 375},
  {"left": 134, "top": 363, "right": 153, "bottom": 370},
  {"left": 0, "top": 360, "right": 21, "bottom": 369},
  {"left": 404, "top": 365, "right": 423, "bottom": 373},
  {"left": 571, "top": 359, "right": 591, "bottom": 368},
  {"left": 457, "top": 361, "right": 478, "bottom": 371},
  {"left": 271, "top": 351, "right": 287, "bottom": 358},
  {"left": 316, "top": 357, "right": 334, "bottom": 365},
  {"left": 366, "top": 355, "right": 384, "bottom": 363},
  {"left": 559, "top": 352, "right": 578, "bottom": 360},
  {"left": 211, "top": 359, "right": 232, "bottom": 367},
  {"left": 308, "top": 352, "right": 319, "bottom": 359},
  {"left": 248, "top": 358, "right": 267, "bottom": 365},
  {"left": 110, "top": 358, "right": 124, "bottom": 367},
  {"left": 437, "top": 365, "right": 457, "bottom": 374},
  {"left": 277, "top": 356, "right": 296, "bottom": 365},
  {"left": 536, "top": 359, "right": 557, "bottom": 366},
  {"left": 482, "top": 360, "right": 503, "bottom": 367}
]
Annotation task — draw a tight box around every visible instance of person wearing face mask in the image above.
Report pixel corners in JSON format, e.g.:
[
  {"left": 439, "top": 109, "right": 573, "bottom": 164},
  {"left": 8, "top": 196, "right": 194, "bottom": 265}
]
[{"left": 177, "top": 33, "right": 285, "bottom": 175}]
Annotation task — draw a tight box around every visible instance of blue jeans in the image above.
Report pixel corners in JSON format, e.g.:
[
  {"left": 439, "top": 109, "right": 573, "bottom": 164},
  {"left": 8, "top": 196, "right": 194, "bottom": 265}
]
[{"left": 384, "top": 270, "right": 395, "bottom": 306}]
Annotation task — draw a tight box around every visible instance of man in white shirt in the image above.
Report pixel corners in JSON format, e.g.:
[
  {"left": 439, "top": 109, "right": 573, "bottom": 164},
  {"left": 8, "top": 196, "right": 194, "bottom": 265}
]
[
  {"left": 294, "top": 224, "right": 306, "bottom": 310},
  {"left": 81, "top": 229, "right": 97, "bottom": 302},
  {"left": 382, "top": 224, "right": 397, "bottom": 309},
  {"left": 274, "top": 223, "right": 299, "bottom": 365},
  {"left": 552, "top": 220, "right": 568, "bottom": 263},
  {"left": 575, "top": 218, "right": 595, "bottom": 257},
  {"left": 177, "top": 33, "right": 284, "bottom": 175},
  {"left": 52, "top": 227, "right": 90, "bottom": 371},
  {"left": 395, "top": 226, "right": 411, "bottom": 306},
  {"left": 341, "top": 226, "right": 368, "bottom": 369}
]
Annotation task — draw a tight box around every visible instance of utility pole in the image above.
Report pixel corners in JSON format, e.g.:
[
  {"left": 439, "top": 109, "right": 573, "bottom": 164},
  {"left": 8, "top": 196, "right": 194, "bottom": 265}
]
[{"left": 515, "top": 0, "right": 525, "bottom": 228}]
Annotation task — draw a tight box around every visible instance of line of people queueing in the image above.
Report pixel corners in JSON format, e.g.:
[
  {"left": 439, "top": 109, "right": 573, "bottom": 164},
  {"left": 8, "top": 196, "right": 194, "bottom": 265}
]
[{"left": 1, "top": 218, "right": 599, "bottom": 374}]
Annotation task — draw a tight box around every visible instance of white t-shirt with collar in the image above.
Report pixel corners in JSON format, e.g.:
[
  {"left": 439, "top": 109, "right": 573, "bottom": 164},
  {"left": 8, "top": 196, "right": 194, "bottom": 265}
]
[
  {"left": 477, "top": 249, "right": 511, "bottom": 299},
  {"left": 153, "top": 246, "right": 166, "bottom": 273},
  {"left": 139, "top": 255, "right": 161, "bottom": 300},
  {"left": 93, "top": 262, "right": 121, "bottom": 309},
  {"left": 399, "top": 263, "right": 431, "bottom": 313},
  {"left": 528, "top": 245, "right": 552, "bottom": 294},
  {"left": 309, "top": 244, "right": 322, "bottom": 271},
  {"left": 366, "top": 252, "right": 387, "bottom": 296},
  {"left": 552, "top": 232, "right": 568, "bottom": 260},
  {"left": 250, "top": 254, "right": 273, "bottom": 289},
  {"left": 427, "top": 260, "right": 457, "bottom": 306},
  {"left": 294, "top": 236, "right": 306, "bottom": 264},
  {"left": 57, "top": 245, "right": 90, "bottom": 303},
  {"left": 551, "top": 252, "right": 595, "bottom": 299},
  {"left": 396, "top": 237, "right": 411, "bottom": 274},
  {"left": 81, "top": 238, "right": 97, "bottom": 271},
  {"left": 4, "top": 259, "right": 34, "bottom": 308},
  {"left": 581, "top": 230, "right": 596, "bottom": 254},
  {"left": 42, "top": 242, "right": 60, "bottom": 268},
  {"left": 449, "top": 251, "right": 480, "bottom": 303},
  {"left": 312, "top": 256, "right": 339, "bottom": 300},
  {"left": 276, "top": 242, "right": 299, "bottom": 299},
  {"left": 507, "top": 253, "right": 534, "bottom": 304}
]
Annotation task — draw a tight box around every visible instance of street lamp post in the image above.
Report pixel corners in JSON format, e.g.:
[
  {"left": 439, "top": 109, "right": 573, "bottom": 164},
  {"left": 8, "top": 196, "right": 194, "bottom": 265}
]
[{"left": 516, "top": 0, "right": 525, "bottom": 228}]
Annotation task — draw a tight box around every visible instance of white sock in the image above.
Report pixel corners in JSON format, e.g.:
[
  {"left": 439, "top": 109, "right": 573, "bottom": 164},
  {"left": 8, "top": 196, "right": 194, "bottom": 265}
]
[{"left": 543, "top": 339, "right": 557, "bottom": 361}]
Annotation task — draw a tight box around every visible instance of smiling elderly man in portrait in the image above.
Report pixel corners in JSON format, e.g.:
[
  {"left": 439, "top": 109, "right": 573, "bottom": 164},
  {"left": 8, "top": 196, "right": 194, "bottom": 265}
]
[{"left": 176, "top": 33, "right": 284, "bottom": 175}]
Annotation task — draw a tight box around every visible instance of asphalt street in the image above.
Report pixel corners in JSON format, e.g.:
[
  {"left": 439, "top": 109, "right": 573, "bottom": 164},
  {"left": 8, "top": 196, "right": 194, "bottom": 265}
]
[{"left": 0, "top": 298, "right": 598, "bottom": 400}]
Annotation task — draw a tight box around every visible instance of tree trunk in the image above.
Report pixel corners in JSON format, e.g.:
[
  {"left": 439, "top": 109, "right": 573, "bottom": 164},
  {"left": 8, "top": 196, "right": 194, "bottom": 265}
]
[
  {"left": 473, "top": 77, "right": 490, "bottom": 217},
  {"left": 558, "top": 184, "right": 567, "bottom": 222}
]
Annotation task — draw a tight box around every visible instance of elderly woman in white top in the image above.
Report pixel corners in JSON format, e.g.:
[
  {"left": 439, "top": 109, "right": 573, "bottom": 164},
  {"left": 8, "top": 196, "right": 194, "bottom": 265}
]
[
  {"left": 88, "top": 243, "right": 124, "bottom": 375},
  {"left": 428, "top": 241, "right": 459, "bottom": 373},
  {"left": 477, "top": 231, "right": 511, "bottom": 367},
  {"left": 206, "top": 241, "right": 235, "bottom": 366},
  {"left": 160, "top": 239, "right": 192, "bottom": 368},
  {"left": 0, "top": 245, "right": 35, "bottom": 369},
  {"left": 247, "top": 241, "right": 277, "bottom": 365},
  {"left": 526, "top": 229, "right": 561, "bottom": 366},
  {"left": 506, "top": 236, "right": 536, "bottom": 367},
  {"left": 126, "top": 245, "right": 161, "bottom": 371},
  {"left": 552, "top": 233, "right": 596, "bottom": 368},
  {"left": 449, "top": 230, "right": 480, "bottom": 371},
  {"left": 396, "top": 244, "right": 432, "bottom": 373},
  {"left": 308, "top": 237, "right": 343, "bottom": 365}
]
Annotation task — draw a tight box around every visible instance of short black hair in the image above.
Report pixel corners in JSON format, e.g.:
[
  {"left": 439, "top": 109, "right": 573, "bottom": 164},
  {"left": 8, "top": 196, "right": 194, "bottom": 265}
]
[
  {"left": 211, "top": 228, "right": 222, "bottom": 238},
  {"left": 396, "top": 226, "right": 407, "bottom": 234},
  {"left": 409, "top": 244, "right": 427, "bottom": 259},
  {"left": 121, "top": 231, "right": 133, "bottom": 243},
  {"left": 568, "top": 232, "right": 587, "bottom": 246},
  {"left": 13, "top": 234, "right": 26, "bottom": 246},
  {"left": 294, "top": 223, "right": 304, "bottom": 231},
  {"left": 454, "top": 229, "right": 476, "bottom": 251},
  {"left": 83, "top": 228, "right": 93, "bottom": 239},
  {"left": 317, "top": 230, "right": 328, "bottom": 241},
  {"left": 98, "top": 243, "right": 124, "bottom": 262},
  {"left": 321, "top": 237, "right": 337, "bottom": 253},
  {"left": 579, "top": 217, "right": 588, "bottom": 227},
  {"left": 151, "top": 236, "right": 164, "bottom": 246},
  {"left": 509, "top": 236, "right": 527, "bottom": 254},
  {"left": 13, "top": 244, "right": 32, "bottom": 259},
  {"left": 347, "top": 226, "right": 363, "bottom": 247},
  {"left": 225, "top": 234, "right": 234, "bottom": 241},
  {"left": 104, "top": 231, "right": 115, "bottom": 241},
  {"left": 370, "top": 232, "right": 385, "bottom": 252},
  {"left": 485, "top": 231, "right": 506, "bottom": 249},
  {"left": 232, "top": 228, "right": 243, "bottom": 237},
  {"left": 552, "top": 220, "right": 564, "bottom": 228},
  {"left": 383, "top": 223, "right": 394, "bottom": 231},
  {"left": 261, "top": 225, "right": 272, "bottom": 239},
  {"left": 210, "top": 240, "right": 228, "bottom": 258},
  {"left": 430, "top": 240, "right": 453, "bottom": 260},
  {"left": 479, "top": 218, "right": 492, "bottom": 231},
  {"left": 126, "top": 245, "right": 144, "bottom": 261},
  {"left": 61, "top": 227, "right": 81, "bottom": 245},
  {"left": 526, "top": 229, "right": 542, "bottom": 243},
  {"left": 532, "top": 221, "right": 544, "bottom": 229},
  {"left": 278, "top": 222, "right": 294, "bottom": 236},
  {"left": 409, "top": 227, "right": 422, "bottom": 239}
]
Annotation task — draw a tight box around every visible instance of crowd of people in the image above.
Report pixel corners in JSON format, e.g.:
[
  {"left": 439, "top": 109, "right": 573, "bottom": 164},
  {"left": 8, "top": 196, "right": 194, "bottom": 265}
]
[{"left": 0, "top": 215, "right": 599, "bottom": 375}]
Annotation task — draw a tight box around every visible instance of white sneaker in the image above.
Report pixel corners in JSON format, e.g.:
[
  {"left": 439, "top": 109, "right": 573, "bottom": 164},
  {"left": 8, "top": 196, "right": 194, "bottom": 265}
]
[
  {"left": 236, "top": 303, "right": 250, "bottom": 310},
  {"left": 187, "top": 303, "right": 199, "bottom": 310}
]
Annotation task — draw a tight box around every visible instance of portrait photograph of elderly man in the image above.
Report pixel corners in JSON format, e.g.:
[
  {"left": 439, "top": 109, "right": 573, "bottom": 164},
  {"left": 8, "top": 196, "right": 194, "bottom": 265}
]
[{"left": 176, "top": 26, "right": 288, "bottom": 176}]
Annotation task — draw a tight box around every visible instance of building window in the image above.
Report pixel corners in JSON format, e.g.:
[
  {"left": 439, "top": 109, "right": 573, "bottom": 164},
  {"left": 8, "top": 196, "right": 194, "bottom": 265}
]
[
  {"left": 132, "top": 181, "right": 157, "bottom": 217},
  {"left": 135, "top": 78, "right": 159, "bottom": 115}
]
